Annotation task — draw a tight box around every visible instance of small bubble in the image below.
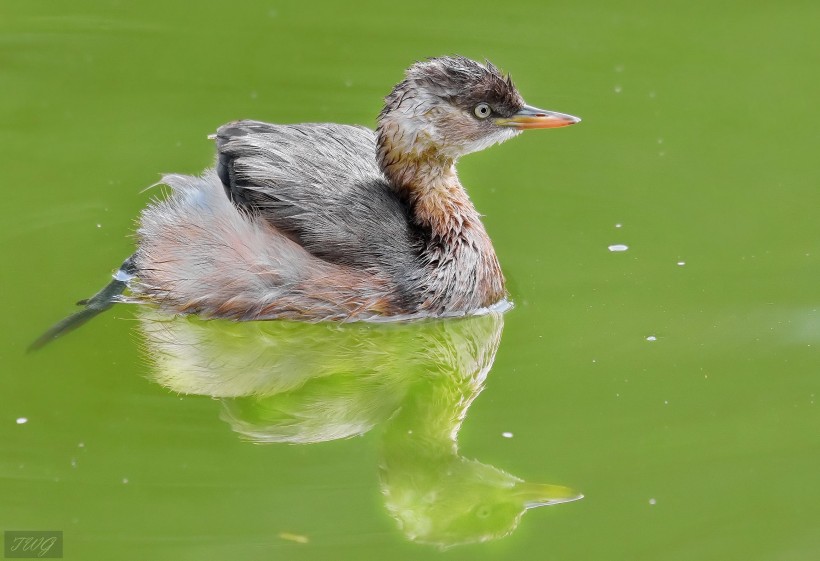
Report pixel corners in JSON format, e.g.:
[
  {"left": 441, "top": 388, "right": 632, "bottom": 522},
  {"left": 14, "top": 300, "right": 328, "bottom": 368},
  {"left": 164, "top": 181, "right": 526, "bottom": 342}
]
[
  {"left": 615, "top": 223, "right": 622, "bottom": 228},
  {"left": 649, "top": 498, "right": 657, "bottom": 505},
  {"left": 78, "top": 442, "right": 85, "bottom": 448},
  {"left": 501, "top": 432, "right": 514, "bottom": 439},
  {"left": 646, "top": 336, "right": 657, "bottom": 341},
  {"left": 614, "top": 85, "right": 622, "bottom": 94},
  {"left": 657, "top": 138, "right": 664, "bottom": 144},
  {"left": 122, "top": 478, "right": 129, "bottom": 484},
  {"left": 96, "top": 224, "right": 101, "bottom": 228},
  {"left": 16, "top": 417, "right": 28, "bottom": 425},
  {"left": 608, "top": 244, "right": 629, "bottom": 252},
  {"left": 677, "top": 261, "right": 686, "bottom": 266}
]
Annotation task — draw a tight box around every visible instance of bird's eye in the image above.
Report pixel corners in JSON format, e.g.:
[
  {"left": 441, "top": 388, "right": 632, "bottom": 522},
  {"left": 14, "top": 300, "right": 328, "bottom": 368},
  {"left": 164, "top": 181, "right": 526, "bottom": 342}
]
[{"left": 474, "top": 103, "right": 491, "bottom": 119}]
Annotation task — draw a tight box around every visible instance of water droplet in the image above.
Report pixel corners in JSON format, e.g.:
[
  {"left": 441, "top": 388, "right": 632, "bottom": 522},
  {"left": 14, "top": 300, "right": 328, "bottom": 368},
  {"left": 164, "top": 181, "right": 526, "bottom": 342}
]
[
  {"left": 649, "top": 498, "right": 657, "bottom": 505},
  {"left": 677, "top": 261, "right": 686, "bottom": 266},
  {"left": 608, "top": 244, "right": 629, "bottom": 252},
  {"left": 615, "top": 223, "right": 623, "bottom": 228},
  {"left": 16, "top": 417, "right": 27, "bottom": 425},
  {"left": 646, "top": 335, "right": 657, "bottom": 341},
  {"left": 501, "top": 432, "right": 514, "bottom": 439}
]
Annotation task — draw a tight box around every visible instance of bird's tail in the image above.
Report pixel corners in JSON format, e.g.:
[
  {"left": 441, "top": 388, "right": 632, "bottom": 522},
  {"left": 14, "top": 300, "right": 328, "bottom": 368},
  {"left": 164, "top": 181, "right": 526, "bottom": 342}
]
[{"left": 28, "top": 255, "right": 137, "bottom": 352}]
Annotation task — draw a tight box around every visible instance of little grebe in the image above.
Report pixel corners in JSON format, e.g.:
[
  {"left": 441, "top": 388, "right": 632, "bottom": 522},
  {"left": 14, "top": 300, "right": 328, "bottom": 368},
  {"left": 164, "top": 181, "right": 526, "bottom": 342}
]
[{"left": 32, "top": 56, "right": 579, "bottom": 348}]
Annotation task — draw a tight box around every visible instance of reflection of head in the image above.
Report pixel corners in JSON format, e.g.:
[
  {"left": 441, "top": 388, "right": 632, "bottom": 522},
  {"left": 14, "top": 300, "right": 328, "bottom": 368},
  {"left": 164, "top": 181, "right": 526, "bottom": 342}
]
[
  {"left": 138, "top": 310, "right": 581, "bottom": 548},
  {"left": 384, "top": 457, "right": 581, "bottom": 547},
  {"left": 375, "top": 314, "right": 582, "bottom": 547}
]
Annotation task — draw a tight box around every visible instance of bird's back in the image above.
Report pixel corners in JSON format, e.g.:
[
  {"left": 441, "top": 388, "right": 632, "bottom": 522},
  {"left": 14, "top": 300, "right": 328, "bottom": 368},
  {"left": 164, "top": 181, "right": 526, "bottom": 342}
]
[
  {"left": 132, "top": 121, "right": 430, "bottom": 320},
  {"left": 216, "top": 121, "right": 427, "bottom": 304}
]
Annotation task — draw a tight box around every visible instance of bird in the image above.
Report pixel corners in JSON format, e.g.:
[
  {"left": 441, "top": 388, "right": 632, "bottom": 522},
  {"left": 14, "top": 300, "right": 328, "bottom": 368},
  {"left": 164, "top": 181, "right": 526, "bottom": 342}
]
[{"left": 30, "top": 55, "right": 579, "bottom": 349}]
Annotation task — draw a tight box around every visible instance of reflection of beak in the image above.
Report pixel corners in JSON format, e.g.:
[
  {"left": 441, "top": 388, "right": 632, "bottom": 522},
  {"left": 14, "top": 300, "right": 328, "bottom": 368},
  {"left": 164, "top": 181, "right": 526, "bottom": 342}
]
[
  {"left": 495, "top": 104, "right": 581, "bottom": 130},
  {"left": 514, "top": 482, "right": 584, "bottom": 509}
]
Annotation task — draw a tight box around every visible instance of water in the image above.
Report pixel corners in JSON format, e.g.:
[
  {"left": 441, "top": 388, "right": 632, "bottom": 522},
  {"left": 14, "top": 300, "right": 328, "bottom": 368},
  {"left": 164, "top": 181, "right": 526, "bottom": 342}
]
[{"left": 2, "top": 1, "right": 819, "bottom": 559}]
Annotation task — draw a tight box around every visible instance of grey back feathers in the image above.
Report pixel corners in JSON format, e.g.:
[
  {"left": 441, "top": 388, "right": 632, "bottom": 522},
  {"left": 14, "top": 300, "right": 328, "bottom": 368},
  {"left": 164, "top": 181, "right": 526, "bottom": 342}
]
[{"left": 215, "top": 121, "right": 427, "bottom": 308}]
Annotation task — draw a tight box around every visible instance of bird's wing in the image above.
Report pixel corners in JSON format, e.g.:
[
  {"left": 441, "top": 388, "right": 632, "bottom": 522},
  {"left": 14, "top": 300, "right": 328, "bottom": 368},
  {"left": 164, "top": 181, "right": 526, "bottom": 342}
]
[{"left": 215, "top": 120, "right": 425, "bottom": 288}]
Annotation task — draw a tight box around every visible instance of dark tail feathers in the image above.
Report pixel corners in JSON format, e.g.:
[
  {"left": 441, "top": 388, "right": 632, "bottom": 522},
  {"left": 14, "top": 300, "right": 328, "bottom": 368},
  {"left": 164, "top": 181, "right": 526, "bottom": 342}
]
[{"left": 28, "top": 255, "right": 137, "bottom": 352}]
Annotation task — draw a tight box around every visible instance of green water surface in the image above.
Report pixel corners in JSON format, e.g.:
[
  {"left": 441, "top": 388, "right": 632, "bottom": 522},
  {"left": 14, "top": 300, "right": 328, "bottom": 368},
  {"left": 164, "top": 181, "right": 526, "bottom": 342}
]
[{"left": 2, "top": 1, "right": 818, "bottom": 560}]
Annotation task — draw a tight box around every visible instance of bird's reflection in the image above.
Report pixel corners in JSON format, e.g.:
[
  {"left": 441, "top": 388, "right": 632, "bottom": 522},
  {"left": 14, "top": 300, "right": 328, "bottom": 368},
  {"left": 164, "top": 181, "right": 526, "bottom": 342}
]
[{"left": 138, "top": 310, "right": 581, "bottom": 547}]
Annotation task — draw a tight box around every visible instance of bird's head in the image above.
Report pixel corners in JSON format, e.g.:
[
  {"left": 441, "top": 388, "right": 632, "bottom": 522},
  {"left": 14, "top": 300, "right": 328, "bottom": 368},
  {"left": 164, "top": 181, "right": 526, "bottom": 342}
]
[{"left": 377, "top": 56, "right": 579, "bottom": 170}]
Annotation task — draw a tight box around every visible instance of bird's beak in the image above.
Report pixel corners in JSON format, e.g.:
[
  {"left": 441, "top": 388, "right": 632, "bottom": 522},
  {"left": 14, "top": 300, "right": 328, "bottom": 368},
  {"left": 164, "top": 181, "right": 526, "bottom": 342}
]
[{"left": 495, "top": 104, "right": 581, "bottom": 130}]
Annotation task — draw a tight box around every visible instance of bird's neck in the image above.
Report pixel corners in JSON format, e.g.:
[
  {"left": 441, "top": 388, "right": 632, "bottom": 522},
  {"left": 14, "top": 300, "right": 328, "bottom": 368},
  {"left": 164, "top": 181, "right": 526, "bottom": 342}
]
[
  {"left": 376, "top": 135, "right": 476, "bottom": 235},
  {"left": 377, "top": 139, "right": 506, "bottom": 311},
  {"left": 388, "top": 155, "right": 476, "bottom": 234}
]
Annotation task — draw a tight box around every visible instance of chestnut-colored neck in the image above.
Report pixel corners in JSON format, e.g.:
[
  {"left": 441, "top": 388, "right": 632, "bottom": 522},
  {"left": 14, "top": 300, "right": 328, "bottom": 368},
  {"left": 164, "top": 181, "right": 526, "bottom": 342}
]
[
  {"left": 376, "top": 133, "right": 506, "bottom": 312},
  {"left": 375, "top": 123, "right": 475, "bottom": 236},
  {"left": 384, "top": 154, "right": 476, "bottom": 233}
]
